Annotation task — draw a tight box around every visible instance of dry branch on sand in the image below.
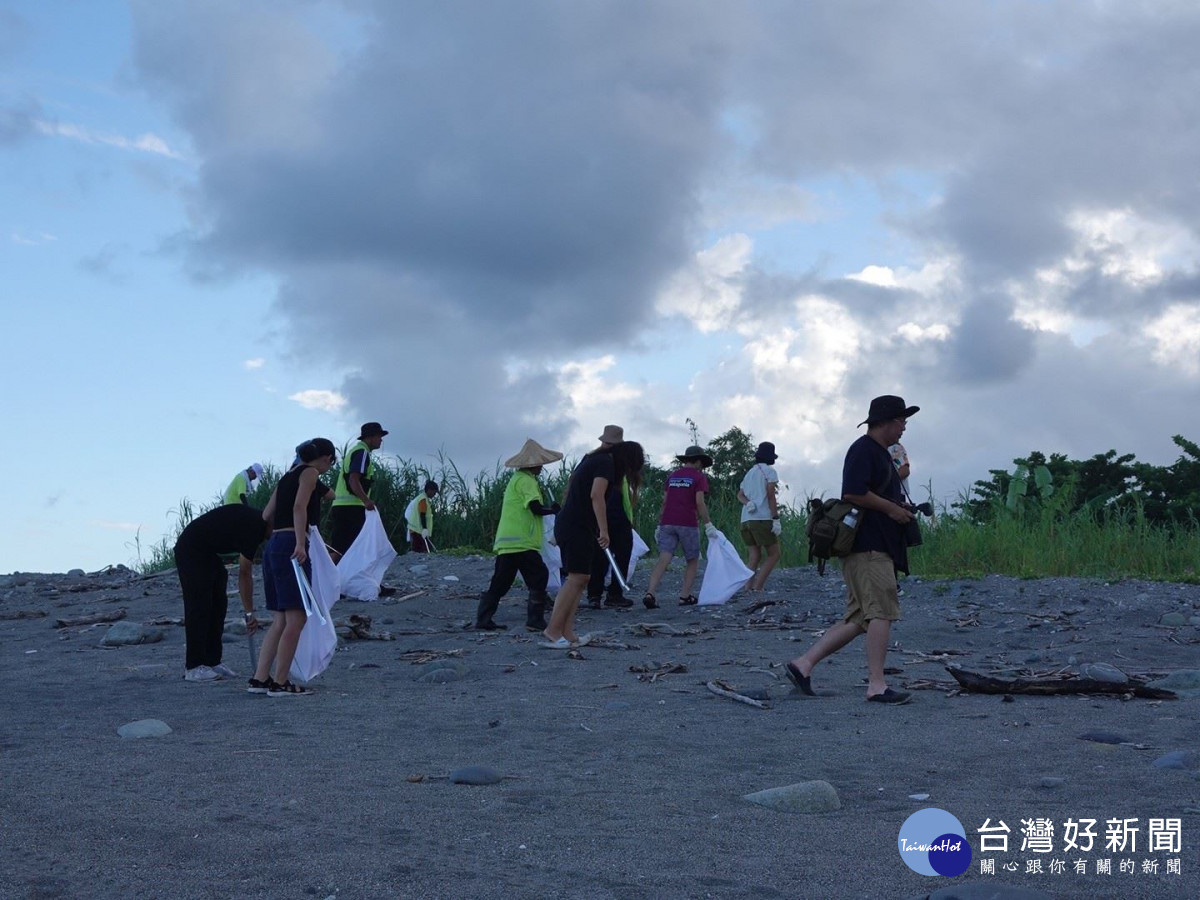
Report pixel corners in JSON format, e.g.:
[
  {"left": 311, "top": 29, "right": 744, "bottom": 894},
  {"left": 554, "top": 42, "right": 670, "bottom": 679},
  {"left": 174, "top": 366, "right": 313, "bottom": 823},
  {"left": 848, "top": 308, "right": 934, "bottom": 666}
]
[
  {"left": 54, "top": 609, "right": 126, "bottom": 628},
  {"left": 945, "top": 665, "right": 1177, "bottom": 700}
]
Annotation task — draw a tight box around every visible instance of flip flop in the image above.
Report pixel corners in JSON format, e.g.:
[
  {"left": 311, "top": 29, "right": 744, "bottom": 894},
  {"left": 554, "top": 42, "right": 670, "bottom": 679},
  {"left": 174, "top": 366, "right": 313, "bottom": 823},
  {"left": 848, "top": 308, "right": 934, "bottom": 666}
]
[
  {"left": 538, "top": 637, "right": 571, "bottom": 650},
  {"left": 867, "top": 688, "right": 912, "bottom": 705},
  {"left": 678, "top": 595, "right": 698, "bottom": 606},
  {"left": 785, "top": 662, "right": 816, "bottom": 696}
]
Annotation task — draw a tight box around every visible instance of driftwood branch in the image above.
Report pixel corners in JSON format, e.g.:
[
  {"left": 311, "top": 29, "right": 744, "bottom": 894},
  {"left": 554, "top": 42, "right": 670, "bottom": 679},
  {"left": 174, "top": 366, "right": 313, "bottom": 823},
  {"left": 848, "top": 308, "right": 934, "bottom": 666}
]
[
  {"left": 54, "top": 609, "right": 127, "bottom": 628},
  {"left": 705, "top": 680, "right": 772, "bottom": 709},
  {"left": 946, "top": 666, "right": 1176, "bottom": 700}
]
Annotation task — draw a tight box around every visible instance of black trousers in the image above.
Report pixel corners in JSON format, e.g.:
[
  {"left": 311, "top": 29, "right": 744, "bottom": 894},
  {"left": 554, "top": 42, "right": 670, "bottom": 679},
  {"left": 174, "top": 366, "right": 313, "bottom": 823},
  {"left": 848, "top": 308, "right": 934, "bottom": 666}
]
[
  {"left": 329, "top": 505, "right": 366, "bottom": 556},
  {"left": 174, "top": 542, "right": 229, "bottom": 670},
  {"left": 484, "top": 550, "right": 549, "bottom": 599},
  {"left": 589, "top": 517, "right": 633, "bottom": 598}
]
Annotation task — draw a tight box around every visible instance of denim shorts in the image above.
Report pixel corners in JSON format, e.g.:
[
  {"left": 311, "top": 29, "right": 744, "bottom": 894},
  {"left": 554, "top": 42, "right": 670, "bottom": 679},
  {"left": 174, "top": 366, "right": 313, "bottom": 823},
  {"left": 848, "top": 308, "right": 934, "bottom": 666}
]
[
  {"left": 262, "top": 531, "right": 310, "bottom": 611},
  {"left": 655, "top": 524, "right": 701, "bottom": 561}
]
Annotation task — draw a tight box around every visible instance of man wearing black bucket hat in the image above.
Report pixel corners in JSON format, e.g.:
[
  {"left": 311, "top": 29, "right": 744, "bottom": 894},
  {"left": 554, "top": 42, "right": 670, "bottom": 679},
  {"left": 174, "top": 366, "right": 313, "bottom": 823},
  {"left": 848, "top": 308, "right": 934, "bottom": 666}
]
[{"left": 785, "top": 395, "right": 919, "bottom": 704}]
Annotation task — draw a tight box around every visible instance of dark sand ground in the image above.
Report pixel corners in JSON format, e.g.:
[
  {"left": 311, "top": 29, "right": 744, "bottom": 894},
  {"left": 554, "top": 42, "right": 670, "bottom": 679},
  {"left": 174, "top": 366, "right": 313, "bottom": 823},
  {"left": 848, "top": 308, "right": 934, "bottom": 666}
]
[{"left": 2, "top": 552, "right": 1198, "bottom": 900}]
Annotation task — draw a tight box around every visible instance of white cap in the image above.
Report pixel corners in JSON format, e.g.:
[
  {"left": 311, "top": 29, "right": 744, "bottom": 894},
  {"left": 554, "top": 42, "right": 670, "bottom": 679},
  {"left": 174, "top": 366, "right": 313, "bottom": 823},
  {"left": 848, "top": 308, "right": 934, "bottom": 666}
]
[{"left": 249, "top": 463, "right": 264, "bottom": 481}]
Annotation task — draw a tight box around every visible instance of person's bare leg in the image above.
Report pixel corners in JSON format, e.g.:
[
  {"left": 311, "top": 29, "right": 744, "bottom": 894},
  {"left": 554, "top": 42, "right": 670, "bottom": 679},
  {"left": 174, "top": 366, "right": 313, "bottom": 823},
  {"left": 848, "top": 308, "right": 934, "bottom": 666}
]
[
  {"left": 254, "top": 613, "right": 285, "bottom": 682},
  {"left": 751, "top": 542, "right": 781, "bottom": 591},
  {"left": 646, "top": 552, "right": 673, "bottom": 596},
  {"left": 680, "top": 557, "right": 700, "bottom": 598},
  {"left": 272, "top": 608, "right": 308, "bottom": 684},
  {"left": 745, "top": 545, "right": 762, "bottom": 590},
  {"left": 789, "top": 621, "right": 864, "bottom": 678},
  {"left": 545, "top": 573, "right": 588, "bottom": 641},
  {"left": 864, "top": 618, "right": 894, "bottom": 697}
]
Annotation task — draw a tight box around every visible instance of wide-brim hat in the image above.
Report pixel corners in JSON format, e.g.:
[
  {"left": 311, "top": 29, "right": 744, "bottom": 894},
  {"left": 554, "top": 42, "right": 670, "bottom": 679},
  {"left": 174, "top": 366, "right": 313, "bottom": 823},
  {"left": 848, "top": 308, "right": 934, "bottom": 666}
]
[
  {"left": 755, "top": 441, "right": 778, "bottom": 464},
  {"left": 674, "top": 445, "right": 713, "bottom": 468},
  {"left": 597, "top": 424, "right": 625, "bottom": 444},
  {"left": 858, "top": 395, "right": 920, "bottom": 426},
  {"left": 360, "top": 421, "right": 389, "bottom": 438},
  {"left": 505, "top": 438, "right": 564, "bottom": 469}
]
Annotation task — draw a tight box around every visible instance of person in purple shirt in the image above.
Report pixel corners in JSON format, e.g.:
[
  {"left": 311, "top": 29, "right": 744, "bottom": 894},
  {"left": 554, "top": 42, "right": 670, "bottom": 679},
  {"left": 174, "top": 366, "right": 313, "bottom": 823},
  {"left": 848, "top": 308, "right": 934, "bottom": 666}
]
[{"left": 642, "top": 446, "right": 717, "bottom": 608}]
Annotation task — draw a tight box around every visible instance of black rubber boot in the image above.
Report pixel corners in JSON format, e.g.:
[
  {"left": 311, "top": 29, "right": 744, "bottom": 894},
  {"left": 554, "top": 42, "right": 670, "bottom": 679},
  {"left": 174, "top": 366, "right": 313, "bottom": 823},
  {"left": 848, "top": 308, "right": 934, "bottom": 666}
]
[
  {"left": 525, "top": 590, "right": 550, "bottom": 632},
  {"left": 474, "top": 592, "right": 506, "bottom": 630}
]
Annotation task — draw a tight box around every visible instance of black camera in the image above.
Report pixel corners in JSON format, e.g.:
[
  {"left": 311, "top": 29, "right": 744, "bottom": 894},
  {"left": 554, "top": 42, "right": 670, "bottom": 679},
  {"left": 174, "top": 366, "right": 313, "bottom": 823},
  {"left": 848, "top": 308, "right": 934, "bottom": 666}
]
[{"left": 915, "top": 502, "right": 934, "bottom": 517}]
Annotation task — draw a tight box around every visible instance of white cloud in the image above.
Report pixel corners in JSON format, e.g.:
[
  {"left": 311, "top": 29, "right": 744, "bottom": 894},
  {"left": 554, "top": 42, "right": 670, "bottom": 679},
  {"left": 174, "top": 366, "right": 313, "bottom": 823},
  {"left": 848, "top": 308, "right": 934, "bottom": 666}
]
[
  {"left": 1145, "top": 304, "right": 1200, "bottom": 375},
  {"left": 656, "top": 234, "right": 752, "bottom": 333},
  {"left": 243, "top": 357, "right": 265, "bottom": 370},
  {"left": 33, "top": 119, "right": 185, "bottom": 160},
  {"left": 288, "top": 389, "right": 347, "bottom": 412},
  {"left": 11, "top": 231, "right": 57, "bottom": 246}
]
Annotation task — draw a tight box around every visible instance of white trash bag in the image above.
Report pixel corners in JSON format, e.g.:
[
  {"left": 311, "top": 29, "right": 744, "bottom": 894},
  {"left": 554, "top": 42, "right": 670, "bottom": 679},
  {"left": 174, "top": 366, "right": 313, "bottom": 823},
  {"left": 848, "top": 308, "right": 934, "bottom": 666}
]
[
  {"left": 698, "top": 529, "right": 754, "bottom": 606},
  {"left": 290, "top": 528, "right": 340, "bottom": 684},
  {"left": 625, "top": 529, "right": 651, "bottom": 584},
  {"left": 542, "top": 513, "right": 563, "bottom": 592},
  {"left": 336, "top": 509, "right": 397, "bottom": 602}
]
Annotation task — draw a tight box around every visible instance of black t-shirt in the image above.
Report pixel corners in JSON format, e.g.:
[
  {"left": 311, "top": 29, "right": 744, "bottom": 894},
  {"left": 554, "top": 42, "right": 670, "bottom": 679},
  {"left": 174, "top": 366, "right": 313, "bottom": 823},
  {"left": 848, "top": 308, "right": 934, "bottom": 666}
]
[
  {"left": 176, "top": 504, "right": 268, "bottom": 559},
  {"left": 273, "top": 465, "right": 326, "bottom": 530},
  {"left": 842, "top": 435, "right": 908, "bottom": 573},
  {"left": 557, "top": 451, "right": 617, "bottom": 532}
]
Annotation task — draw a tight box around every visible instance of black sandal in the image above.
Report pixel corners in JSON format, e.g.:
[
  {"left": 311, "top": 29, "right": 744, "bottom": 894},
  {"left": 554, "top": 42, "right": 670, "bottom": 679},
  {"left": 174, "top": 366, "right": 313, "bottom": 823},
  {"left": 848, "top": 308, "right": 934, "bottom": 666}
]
[
  {"left": 267, "top": 680, "right": 312, "bottom": 697},
  {"left": 678, "top": 595, "right": 698, "bottom": 606},
  {"left": 642, "top": 592, "right": 658, "bottom": 609}
]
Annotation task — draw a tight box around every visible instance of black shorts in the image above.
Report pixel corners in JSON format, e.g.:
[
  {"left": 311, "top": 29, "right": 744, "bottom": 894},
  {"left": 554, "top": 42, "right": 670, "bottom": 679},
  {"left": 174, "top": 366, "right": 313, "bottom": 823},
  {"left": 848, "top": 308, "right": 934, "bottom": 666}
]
[
  {"left": 554, "top": 520, "right": 596, "bottom": 576},
  {"left": 329, "top": 505, "right": 366, "bottom": 555}
]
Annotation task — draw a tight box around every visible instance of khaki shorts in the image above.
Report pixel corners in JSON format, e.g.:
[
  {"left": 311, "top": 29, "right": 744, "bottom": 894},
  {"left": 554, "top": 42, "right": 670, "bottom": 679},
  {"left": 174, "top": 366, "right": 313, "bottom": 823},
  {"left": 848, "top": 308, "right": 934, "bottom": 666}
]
[
  {"left": 740, "top": 519, "right": 778, "bottom": 548},
  {"left": 841, "top": 551, "right": 901, "bottom": 628}
]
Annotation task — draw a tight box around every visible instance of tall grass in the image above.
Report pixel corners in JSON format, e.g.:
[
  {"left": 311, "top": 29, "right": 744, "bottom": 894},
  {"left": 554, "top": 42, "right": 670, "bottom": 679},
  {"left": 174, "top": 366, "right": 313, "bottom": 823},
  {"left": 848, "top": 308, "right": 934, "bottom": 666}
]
[{"left": 133, "top": 456, "right": 1200, "bottom": 583}]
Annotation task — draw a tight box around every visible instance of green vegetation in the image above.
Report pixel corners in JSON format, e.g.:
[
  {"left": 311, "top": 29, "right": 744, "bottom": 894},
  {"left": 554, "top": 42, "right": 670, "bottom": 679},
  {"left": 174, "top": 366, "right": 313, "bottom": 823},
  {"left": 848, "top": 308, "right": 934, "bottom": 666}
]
[{"left": 131, "top": 430, "right": 1200, "bottom": 585}]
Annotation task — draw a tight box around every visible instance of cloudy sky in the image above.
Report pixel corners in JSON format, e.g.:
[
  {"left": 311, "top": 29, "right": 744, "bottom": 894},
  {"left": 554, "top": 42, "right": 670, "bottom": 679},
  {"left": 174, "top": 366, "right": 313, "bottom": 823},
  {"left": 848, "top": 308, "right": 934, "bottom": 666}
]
[{"left": 4, "top": 0, "right": 1200, "bottom": 572}]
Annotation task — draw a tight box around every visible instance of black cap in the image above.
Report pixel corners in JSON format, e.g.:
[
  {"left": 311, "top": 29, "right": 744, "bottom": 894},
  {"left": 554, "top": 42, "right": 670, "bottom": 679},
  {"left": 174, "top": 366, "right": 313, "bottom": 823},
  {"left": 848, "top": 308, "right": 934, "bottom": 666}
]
[
  {"left": 360, "top": 422, "right": 389, "bottom": 438},
  {"left": 859, "top": 395, "right": 920, "bottom": 426},
  {"left": 754, "top": 441, "right": 778, "bottom": 464}
]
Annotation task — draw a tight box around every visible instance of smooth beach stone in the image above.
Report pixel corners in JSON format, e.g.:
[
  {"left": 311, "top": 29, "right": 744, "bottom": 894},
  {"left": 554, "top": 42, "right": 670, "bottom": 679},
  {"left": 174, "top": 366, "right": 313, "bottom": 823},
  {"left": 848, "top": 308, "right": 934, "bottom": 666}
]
[
  {"left": 67, "top": 568, "right": 85, "bottom": 577},
  {"left": 1189, "top": 615, "right": 1200, "bottom": 627},
  {"left": 1147, "top": 670, "right": 1200, "bottom": 698},
  {"left": 1078, "top": 662, "right": 1128, "bottom": 685},
  {"left": 1159, "top": 612, "right": 1188, "bottom": 627},
  {"left": 908, "top": 793, "right": 930, "bottom": 801},
  {"left": 449, "top": 765, "right": 503, "bottom": 785},
  {"left": 1077, "top": 731, "right": 1129, "bottom": 745},
  {"left": 414, "top": 661, "right": 467, "bottom": 683},
  {"left": 101, "top": 622, "right": 165, "bottom": 646},
  {"left": 743, "top": 780, "right": 840, "bottom": 814},
  {"left": 1039, "top": 777, "right": 1065, "bottom": 789},
  {"left": 408, "top": 565, "right": 429, "bottom": 575},
  {"left": 1152, "top": 750, "right": 1198, "bottom": 770},
  {"left": 117, "top": 719, "right": 172, "bottom": 739}
]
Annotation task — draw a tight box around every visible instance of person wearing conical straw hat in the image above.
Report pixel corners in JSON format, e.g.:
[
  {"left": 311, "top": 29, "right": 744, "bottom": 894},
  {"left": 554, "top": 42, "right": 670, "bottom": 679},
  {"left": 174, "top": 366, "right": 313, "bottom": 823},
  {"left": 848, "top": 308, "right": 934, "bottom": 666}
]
[{"left": 473, "top": 439, "right": 564, "bottom": 631}]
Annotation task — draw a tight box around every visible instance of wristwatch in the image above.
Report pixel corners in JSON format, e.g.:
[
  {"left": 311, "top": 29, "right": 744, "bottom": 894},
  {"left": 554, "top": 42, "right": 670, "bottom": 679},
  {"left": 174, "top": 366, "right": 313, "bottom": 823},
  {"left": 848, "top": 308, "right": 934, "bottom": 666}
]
[{"left": 243, "top": 611, "right": 254, "bottom": 622}]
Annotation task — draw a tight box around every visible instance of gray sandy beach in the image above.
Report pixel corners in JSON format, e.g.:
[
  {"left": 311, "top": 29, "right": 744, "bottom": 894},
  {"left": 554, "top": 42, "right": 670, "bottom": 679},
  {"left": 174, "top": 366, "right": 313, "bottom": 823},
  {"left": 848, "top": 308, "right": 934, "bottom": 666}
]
[{"left": 3, "top": 555, "right": 1198, "bottom": 900}]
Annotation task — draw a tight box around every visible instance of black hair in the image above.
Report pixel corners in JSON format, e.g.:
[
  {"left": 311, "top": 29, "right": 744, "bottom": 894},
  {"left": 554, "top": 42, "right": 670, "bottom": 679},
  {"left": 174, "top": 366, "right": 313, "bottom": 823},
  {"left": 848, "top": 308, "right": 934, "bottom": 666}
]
[
  {"left": 424, "top": 479, "right": 439, "bottom": 494},
  {"left": 611, "top": 440, "right": 646, "bottom": 500},
  {"left": 297, "top": 437, "right": 337, "bottom": 463}
]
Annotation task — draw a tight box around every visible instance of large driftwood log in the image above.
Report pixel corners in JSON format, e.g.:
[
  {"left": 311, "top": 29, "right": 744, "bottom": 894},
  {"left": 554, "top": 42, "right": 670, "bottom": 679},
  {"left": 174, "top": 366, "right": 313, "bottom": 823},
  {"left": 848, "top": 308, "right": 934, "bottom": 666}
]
[
  {"left": 946, "top": 666, "right": 1176, "bottom": 700},
  {"left": 54, "top": 609, "right": 127, "bottom": 628}
]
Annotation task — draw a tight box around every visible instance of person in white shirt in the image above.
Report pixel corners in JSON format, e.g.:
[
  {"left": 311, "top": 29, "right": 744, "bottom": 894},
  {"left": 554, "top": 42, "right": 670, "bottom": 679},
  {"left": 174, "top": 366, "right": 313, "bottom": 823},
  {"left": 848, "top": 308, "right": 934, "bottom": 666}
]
[{"left": 737, "top": 441, "right": 781, "bottom": 592}]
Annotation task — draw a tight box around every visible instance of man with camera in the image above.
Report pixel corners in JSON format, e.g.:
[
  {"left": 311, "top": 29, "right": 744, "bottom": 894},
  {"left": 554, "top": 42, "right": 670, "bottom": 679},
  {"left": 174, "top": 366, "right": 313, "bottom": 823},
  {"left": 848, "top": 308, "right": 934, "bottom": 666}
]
[{"left": 785, "top": 395, "right": 922, "bottom": 704}]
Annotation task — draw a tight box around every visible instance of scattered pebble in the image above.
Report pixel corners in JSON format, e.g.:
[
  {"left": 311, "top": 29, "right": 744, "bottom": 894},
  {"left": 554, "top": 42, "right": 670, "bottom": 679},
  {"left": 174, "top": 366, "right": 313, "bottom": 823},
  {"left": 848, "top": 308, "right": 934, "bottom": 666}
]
[
  {"left": 117, "top": 719, "right": 172, "bottom": 739},
  {"left": 1159, "top": 612, "right": 1188, "bottom": 627},
  {"left": 1078, "top": 662, "right": 1128, "bottom": 685},
  {"left": 744, "top": 780, "right": 840, "bottom": 814},
  {"left": 1077, "top": 731, "right": 1129, "bottom": 745},
  {"left": 442, "top": 575, "right": 459, "bottom": 582},
  {"left": 1152, "top": 750, "right": 1198, "bottom": 771},
  {"left": 100, "top": 622, "right": 165, "bottom": 647},
  {"left": 449, "top": 765, "right": 503, "bottom": 786},
  {"left": 1039, "top": 777, "right": 1065, "bottom": 789},
  {"left": 908, "top": 793, "right": 930, "bottom": 801}
]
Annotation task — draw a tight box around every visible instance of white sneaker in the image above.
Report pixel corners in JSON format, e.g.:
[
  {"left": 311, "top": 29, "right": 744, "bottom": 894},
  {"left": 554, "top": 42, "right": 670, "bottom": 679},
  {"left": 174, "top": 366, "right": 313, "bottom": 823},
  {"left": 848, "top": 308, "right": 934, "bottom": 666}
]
[
  {"left": 183, "top": 665, "right": 222, "bottom": 682},
  {"left": 212, "top": 663, "right": 238, "bottom": 677}
]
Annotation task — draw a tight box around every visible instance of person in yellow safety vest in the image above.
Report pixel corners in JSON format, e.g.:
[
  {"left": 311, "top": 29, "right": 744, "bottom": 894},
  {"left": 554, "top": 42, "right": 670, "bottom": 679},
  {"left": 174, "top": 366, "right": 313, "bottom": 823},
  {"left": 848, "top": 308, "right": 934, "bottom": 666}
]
[
  {"left": 223, "top": 463, "right": 264, "bottom": 506},
  {"left": 473, "top": 439, "right": 563, "bottom": 632},
  {"left": 406, "top": 480, "right": 440, "bottom": 552},
  {"left": 329, "top": 422, "right": 388, "bottom": 562}
]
